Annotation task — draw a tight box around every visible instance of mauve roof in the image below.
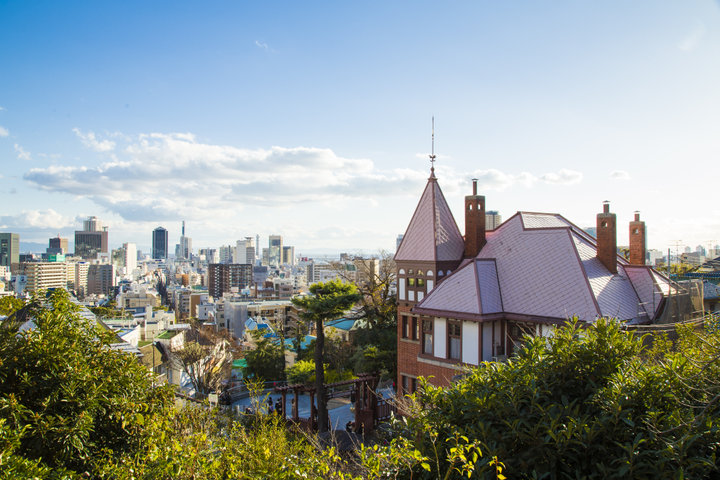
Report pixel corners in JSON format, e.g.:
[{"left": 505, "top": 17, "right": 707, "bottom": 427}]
[
  {"left": 394, "top": 177, "right": 465, "bottom": 263},
  {"left": 415, "top": 212, "right": 665, "bottom": 323}
]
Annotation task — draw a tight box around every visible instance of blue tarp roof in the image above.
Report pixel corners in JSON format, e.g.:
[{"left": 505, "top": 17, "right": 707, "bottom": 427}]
[{"left": 325, "top": 317, "right": 356, "bottom": 331}]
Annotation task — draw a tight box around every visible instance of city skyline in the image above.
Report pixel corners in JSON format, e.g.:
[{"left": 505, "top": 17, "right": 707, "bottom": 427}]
[{"left": 1, "top": 2, "right": 720, "bottom": 253}]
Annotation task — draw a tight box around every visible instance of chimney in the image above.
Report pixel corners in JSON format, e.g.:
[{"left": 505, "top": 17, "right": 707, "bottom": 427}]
[
  {"left": 464, "top": 178, "right": 486, "bottom": 257},
  {"left": 596, "top": 201, "right": 617, "bottom": 273},
  {"left": 629, "top": 211, "right": 646, "bottom": 266}
]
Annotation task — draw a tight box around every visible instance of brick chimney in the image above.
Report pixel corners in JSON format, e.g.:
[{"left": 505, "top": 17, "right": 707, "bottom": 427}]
[
  {"left": 464, "top": 179, "right": 486, "bottom": 258},
  {"left": 596, "top": 201, "right": 617, "bottom": 274},
  {"left": 629, "top": 211, "right": 646, "bottom": 266}
]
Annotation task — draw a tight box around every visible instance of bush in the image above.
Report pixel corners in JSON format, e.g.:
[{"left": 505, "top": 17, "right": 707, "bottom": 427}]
[{"left": 402, "top": 318, "right": 720, "bottom": 479}]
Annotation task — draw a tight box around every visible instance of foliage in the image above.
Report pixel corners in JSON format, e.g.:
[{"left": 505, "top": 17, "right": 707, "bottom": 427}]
[
  {"left": 172, "top": 327, "right": 233, "bottom": 396},
  {"left": 400, "top": 318, "right": 720, "bottom": 479},
  {"left": 244, "top": 329, "right": 285, "bottom": 383},
  {"left": 286, "top": 359, "right": 315, "bottom": 385},
  {"left": 351, "top": 326, "right": 397, "bottom": 379},
  {"left": 291, "top": 279, "right": 361, "bottom": 432},
  {"left": 0, "top": 290, "right": 174, "bottom": 474},
  {"left": 0, "top": 296, "right": 25, "bottom": 316}
]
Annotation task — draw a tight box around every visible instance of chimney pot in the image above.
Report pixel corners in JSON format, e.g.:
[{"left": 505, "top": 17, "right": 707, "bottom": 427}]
[
  {"left": 634, "top": 211, "right": 640, "bottom": 221},
  {"left": 472, "top": 178, "right": 478, "bottom": 196},
  {"left": 603, "top": 201, "right": 610, "bottom": 214}
]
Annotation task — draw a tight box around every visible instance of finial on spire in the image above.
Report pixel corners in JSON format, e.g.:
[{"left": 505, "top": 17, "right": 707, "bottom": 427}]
[{"left": 429, "top": 116, "right": 436, "bottom": 178}]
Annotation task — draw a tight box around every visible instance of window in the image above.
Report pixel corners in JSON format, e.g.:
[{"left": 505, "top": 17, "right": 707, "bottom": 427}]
[
  {"left": 417, "top": 278, "right": 425, "bottom": 287},
  {"left": 402, "top": 375, "right": 409, "bottom": 395},
  {"left": 408, "top": 269, "right": 414, "bottom": 275},
  {"left": 422, "top": 319, "right": 433, "bottom": 354},
  {"left": 448, "top": 322, "right": 462, "bottom": 360},
  {"left": 412, "top": 317, "right": 419, "bottom": 340},
  {"left": 401, "top": 315, "right": 409, "bottom": 339},
  {"left": 408, "top": 278, "right": 416, "bottom": 286},
  {"left": 417, "top": 270, "right": 424, "bottom": 276}
]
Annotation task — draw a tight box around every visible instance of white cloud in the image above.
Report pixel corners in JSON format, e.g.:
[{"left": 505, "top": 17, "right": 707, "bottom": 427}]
[
  {"left": 0, "top": 126, "right": 8, "bottom": 137},
  {"left": 0, "top": 209, "right": 74, "bottom": 230},
  {"left": 0, "top": 106, "right": 5, "bottom": 111},
  {"left": 24, "top": 131, "right": 588, "bottom": 225},
  {"left": 610, "top": 170, "right": 630, "bottom": 181},
  {"left": 255, "top": 40, "right": 271, "bottom": 51},
  {"left": 679, "top": 22, "right": 706, "bottom": 52},
  {"left": 73, "top": 128, "right": 116, "bottom": 152},
  {"left": 25, "top": 132, "right": 425, "bottom": 222},
  {"left": 539, "top": 168, "right": 583, "bottom": 185},
  {"left": 14, "top": 144, "right": 31, "bottom": 161}
]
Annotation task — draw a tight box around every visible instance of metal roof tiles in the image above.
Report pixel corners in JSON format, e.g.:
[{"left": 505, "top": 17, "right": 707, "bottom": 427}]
[{"left": 395, "top": 178, "right": 465, "bottom": 263}]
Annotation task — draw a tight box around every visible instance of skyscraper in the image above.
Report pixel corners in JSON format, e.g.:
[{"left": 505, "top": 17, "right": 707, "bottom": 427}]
[
  {"left": 74, "top": 216, "right": 108, "bottom": 259},
  {"left": 208, "top": 263, "right": 253, "bottom": 299},
  {"left": 0, "top": 233, "right": 20, "bottom": 269},
  {"left": 152, "top": 227, "right": 168, "bottom": 260},
  {"left": 268, "top": 234, "right": 282, "bottom": 266},
  {"left": 178, "top": 221, "right": 192, "bottom": 260},
  {"left": 47, "top": 235, "right": 69, "bottom": 256}
]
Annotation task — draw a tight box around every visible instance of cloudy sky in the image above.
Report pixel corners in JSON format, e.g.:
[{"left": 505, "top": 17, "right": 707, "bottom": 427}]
[{"left": 1, "top": 1, "right": 720, "bottom": 255}]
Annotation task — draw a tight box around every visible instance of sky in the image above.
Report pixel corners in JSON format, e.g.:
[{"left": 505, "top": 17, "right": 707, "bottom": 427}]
[{"left": 1, "top": 1, "right": 720, "bottom": 256}]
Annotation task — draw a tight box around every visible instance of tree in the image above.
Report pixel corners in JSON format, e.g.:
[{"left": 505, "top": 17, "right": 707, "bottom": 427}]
[
  {"left": 291, "top": 279, "right": 360, "bottom": 433},
  {"left": 331, "top": 251, "right": 396, "bottom": 329},
  {"left": 0, "top": 290, "right": 173, "bottom": 473},
  {"left": 172, "top": 327, "right": 233, "bottom": 397},
  {"left": 244, "top": 329, "right": 285, "bottom": 383},
  {"left": 400, "top": 318, "right": 720, "bottom": 479}
]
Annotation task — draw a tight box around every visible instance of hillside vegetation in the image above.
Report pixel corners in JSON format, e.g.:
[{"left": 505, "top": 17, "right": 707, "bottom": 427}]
[{"left": 1, "top": 292, "right": 718, "bottom": 478}]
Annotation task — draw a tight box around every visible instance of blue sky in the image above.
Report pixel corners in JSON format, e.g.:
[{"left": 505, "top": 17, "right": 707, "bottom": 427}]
[{"left": 1, "top": 1, "right": 719, "bottom": 255}]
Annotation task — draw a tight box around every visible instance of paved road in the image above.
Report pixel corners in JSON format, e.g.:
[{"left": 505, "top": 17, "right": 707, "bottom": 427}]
[{"left": 231, "top": 388, "right": 394, "bottom": 430}]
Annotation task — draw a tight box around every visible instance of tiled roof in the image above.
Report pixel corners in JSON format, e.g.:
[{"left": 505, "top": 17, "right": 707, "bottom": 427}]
[
  {"left": 416, "top": 212, "right": 663, "bottom": 323},
  {"left": 704, "top": 281, "right": 720, "bottom": 300},
  {"left": 395, "top": 177, "right": 464, "bottom": 263}
]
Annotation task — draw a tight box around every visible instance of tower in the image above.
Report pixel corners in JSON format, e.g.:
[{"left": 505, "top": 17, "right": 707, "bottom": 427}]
[{"left": 395, "top": 120, "right": 465, "bottom": 394}]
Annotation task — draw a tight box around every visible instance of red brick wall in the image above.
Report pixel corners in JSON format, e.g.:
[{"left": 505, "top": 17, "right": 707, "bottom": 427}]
[
  {"left": 596, "top": 202, "right": 617, "bottom": 273},
  {"left": 629, "top": 213, "right": 646, "bottom": 266}
]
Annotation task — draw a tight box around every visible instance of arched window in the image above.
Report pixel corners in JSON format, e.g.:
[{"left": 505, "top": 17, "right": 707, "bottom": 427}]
[{"left": 427, "top": 270, "right": 433, "bottom": 276}]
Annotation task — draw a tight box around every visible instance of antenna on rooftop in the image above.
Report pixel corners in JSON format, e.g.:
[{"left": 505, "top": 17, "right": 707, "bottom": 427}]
[{"left": 429, "top": 116, "right": 436, "bottom": 177}]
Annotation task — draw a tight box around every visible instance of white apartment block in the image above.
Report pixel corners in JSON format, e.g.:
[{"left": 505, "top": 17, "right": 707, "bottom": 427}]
[{"left": 25, "top": 262, "right": 68, "bottom": 292}]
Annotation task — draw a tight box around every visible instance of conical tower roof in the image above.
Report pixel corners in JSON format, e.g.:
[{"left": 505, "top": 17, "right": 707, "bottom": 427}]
[{"left": 395, "top": 176, "right": 465, "bottom": 263}]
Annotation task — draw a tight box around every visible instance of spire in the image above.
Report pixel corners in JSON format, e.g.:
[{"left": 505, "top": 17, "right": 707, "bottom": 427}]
[{"left": 429, "top": 116, "right": 436, "bottom": 179}]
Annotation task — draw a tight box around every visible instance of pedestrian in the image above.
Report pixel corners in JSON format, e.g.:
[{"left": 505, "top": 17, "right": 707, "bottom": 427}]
[{"left": 267, "top": 398, "right": 274, "bottom": 414}]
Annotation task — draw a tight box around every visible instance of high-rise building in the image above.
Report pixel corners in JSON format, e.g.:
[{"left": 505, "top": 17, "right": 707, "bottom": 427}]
[
  {"left": 87, "top": 264, "right": 115, "bottom": 296},
  {"left": 24, "top": 262, "right": 67, "bottom": 292},
  {"left": 268, "top": 234, "right": 282, "bottom": 266},
  {"left": 219, "top": 245, "right": 234, "bottom": 264},
  {"left": 47, "top": 236, "right": 68, "bottom": 256},
  {"left": 282, "top": 246, "right": 295, "bottom": 266},
  {"left": 178, "top": 221, "right": 192, "bottom": 260},
  {"left": 74, "top": 216, "right": 108, "bottom": 259},
  {"left": 152, "top": 227, "right": 169, "bottom": 260},
  {"left": 246, "top": 237, "right": 256, "bottom": 265},
  {"left": 235, "top": 239, "right": 249, "bottom": 264},
  {"left": 123, "top": 242, "right": 137, "bottom": 273},
  {"left": 74, "top": 261, "right": 90, "bottom": 296},
  {"left": 0, "top": 233, "right": 20, "bottom": 269},
  {"left": 208, "top": 263, "right": 253, "bottom": 299},
  {"left": 485, "top": 211, "right": 502, "bottom": 230}
]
